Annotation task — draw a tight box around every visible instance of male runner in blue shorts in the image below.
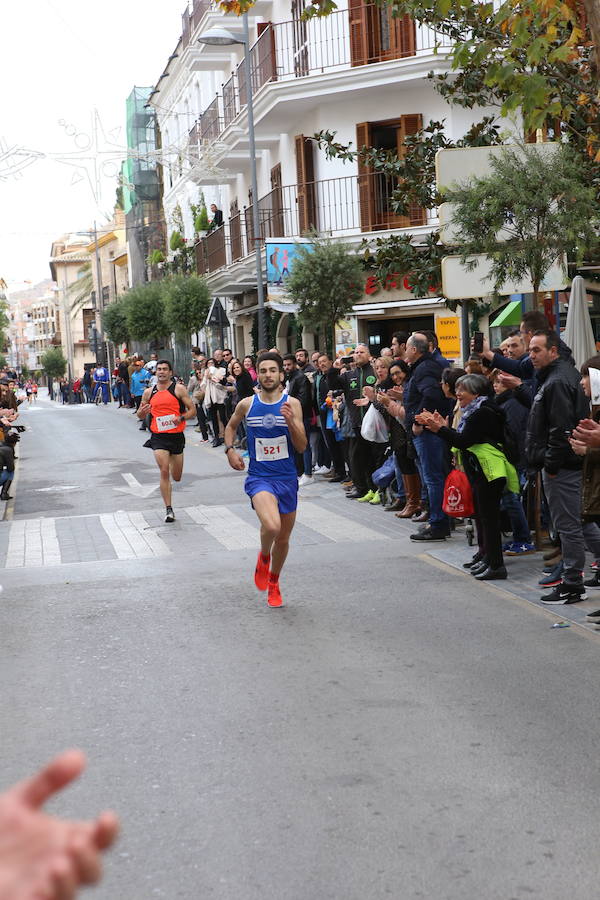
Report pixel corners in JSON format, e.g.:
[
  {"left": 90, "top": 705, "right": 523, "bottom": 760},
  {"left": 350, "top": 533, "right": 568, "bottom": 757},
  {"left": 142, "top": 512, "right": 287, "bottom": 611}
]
[{"left": 224, "top": 352, "right": 306, "bottom": 607}]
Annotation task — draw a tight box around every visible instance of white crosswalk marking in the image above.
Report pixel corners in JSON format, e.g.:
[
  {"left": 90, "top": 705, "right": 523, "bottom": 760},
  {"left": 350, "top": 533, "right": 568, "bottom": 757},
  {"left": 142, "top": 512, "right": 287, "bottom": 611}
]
[
  {"left": 128, "top": 512, "right": 170, "bottom": 557},
  {"left": 6, "top": 518, "right": 61, "bottom": 568},
  {"left": 184, "top": 504, "right": 258, "bottom": 550},
  {"left": 0, "top": 499, "right": 389, "bottom": 570},
  {"left": 295, "top": 500, "right": 388, "bottom": 543},
  {"left": 99, "top": 513, "right": 136, "bottom": 560},
  {"left": 99, "top": 512, "right": 170, "bottom": 559}
]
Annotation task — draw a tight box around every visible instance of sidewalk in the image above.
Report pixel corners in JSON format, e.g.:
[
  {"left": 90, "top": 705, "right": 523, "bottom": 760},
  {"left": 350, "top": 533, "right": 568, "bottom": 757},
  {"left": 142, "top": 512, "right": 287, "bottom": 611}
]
[
  {"left": 424, "top": 529, "right": 600, "bottom": 635},
  {"left": 289, "top": 471, "right": 600, "bottom": 636}
]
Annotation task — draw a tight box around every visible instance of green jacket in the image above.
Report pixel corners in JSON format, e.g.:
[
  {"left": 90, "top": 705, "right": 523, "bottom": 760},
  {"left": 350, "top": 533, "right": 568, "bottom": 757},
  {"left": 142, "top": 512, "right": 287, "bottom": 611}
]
[{"left": 455, "top": 442, "right": 520, "bottom": 493}]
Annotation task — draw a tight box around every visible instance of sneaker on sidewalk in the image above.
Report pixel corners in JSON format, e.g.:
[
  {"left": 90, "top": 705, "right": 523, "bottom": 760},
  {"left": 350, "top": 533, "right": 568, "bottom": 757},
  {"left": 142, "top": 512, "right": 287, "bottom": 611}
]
[
  {"left": 357, "top": 490, "right": 375, "bottom": 503},
  {"left": 410, "top": 526, "right": 449, "bottom": 542},
  {"left": 585, "top": 608, "right": 600, "bottom": 622},
  {"left": 584, "top": 571, "right": 600, "bottom": 589},
  {"left": 298, "top": 474, "right": 314, "bottom": 487},
  {"left": 541, "top": 583, "right": 587, "bottom": 604},
  {"left": 254, "top": 552, "right": 270, "bottom": 591},
  {"left": 539, "top": 562, "right": 564, "bottom": 587},
  {"left": 505, "top": 541, "right": 536, "bottom": 556},
  {"left": 165, "top": 506, "right": 175, "bottom": 523},
  {"left": 368, "top": 490, "right": 381, "bottom": 505},
  {"left": 267, "top": 577, "right": 283, "bottom": 607}
]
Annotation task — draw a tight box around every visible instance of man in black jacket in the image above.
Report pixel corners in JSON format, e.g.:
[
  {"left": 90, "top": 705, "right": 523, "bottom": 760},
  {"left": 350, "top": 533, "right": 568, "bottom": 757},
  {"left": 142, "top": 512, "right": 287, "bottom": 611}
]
[
  {"left": 327, "top": 344, "right": 378, "bottom": 500},
  {"left": 479, "top": 310, "right": 574, "bottom": 382},
  {"left": 404, "top": 335, "right": 453, "bottom": 541},
  {"left": 526, "top": 330, "right": 590, "bottom": 604},
  {"left": 315, "top": 353, "right": 344, "bottom": 481},
  {"left": 283, "top": 354, "right": 313, "bottom": 484}
]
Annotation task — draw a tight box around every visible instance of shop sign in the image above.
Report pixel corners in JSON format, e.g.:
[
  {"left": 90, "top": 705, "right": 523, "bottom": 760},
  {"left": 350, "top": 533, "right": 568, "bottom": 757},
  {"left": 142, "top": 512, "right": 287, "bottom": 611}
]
[
  {"left": 435, "top": 314, "right": 461, "bottom": 359},
  {"left": 364, "top": 274, "right": 438, "bottom": 296},
  {"left": 365, "top": 273, "right": 416, "bottom": 295},
  {"left": 335, "top": 318, "right": 357, "bottom": 356}
]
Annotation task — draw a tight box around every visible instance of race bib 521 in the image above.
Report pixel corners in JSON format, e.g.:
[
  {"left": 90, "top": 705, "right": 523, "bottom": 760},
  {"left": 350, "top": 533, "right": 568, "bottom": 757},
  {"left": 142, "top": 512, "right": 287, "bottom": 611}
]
[{"left": 255, "top": 435, "right": 289, "bottom": 461}]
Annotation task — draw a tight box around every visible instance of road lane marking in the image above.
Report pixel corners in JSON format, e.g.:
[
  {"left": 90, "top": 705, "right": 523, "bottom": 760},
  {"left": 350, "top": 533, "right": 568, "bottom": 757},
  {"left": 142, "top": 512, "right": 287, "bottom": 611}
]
[
  {"left": 5, "top": 518, "right": 61, "bottom": 568},
  {"left": 129, "top": 511, "right": 170, "bottom": 557},
  {"left": 184, "top": 505, "right": 258, "bottom": 550},
  {"left": 99, "top": 511, "right": 171, "bottom": 559},
  {"left": 295, "top": 500, "right": 388, "bottom": 543},
  {"left": 99, "top": 513, "right": 137, "bottom": 560}
]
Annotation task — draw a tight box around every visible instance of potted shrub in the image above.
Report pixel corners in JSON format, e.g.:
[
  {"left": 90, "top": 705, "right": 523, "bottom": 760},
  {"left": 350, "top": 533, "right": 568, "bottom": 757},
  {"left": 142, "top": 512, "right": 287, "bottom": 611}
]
[
  {"left": 194, "top": 205, "right": 210, "bottom": 237},
  {"left": 170, "top": 230, "right": 185, "bottom": 252}
]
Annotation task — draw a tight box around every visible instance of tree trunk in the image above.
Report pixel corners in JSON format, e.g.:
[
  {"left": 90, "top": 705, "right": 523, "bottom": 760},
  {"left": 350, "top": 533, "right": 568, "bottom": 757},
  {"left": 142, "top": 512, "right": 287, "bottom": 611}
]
[{"left": 583, "top": 0, "right": 600, "bottom": 77}]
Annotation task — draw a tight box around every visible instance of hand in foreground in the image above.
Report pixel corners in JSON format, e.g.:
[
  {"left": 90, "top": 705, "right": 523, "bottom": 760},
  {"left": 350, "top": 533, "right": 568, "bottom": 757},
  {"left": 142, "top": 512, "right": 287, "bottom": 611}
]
[
  {"left": 573, "top": 419, "right": 600, "bottom": 448},
  {"left": 569, "top": 436, "right": 588, "bottom": 457},
  {"left": 137, "top": 402, "right": 151, "bottom": 418},
  {"left": 281, "top": 401, "right": 294, "bottom": 425},
  {"left": 414, "top": 410, "right": 446, "bottom": 433},
  {"left": 387, "top": 387, "right": 403, "bottom": 400},
  {"left": 226, "top": 450, "right": 245, "bottom": 471},
  {"left": 353, "top": 398, "right": 369, "bottom": 407},
  {"left": 496, "top": 373, "right": 522, "bottom": 390},
  {"left": 362, "top": 386, "right": 375, "bottom": 402},
  {"left": 0, "top": 749, "right": 119, "bottom": 900}
]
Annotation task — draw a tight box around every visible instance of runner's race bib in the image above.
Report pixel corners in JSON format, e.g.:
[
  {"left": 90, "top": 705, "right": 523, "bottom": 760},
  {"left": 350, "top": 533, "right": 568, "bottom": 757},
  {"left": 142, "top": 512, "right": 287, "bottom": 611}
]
[
  {"left": 155, "top": 414, "right": 178, "bottom": 432},
  {"left": 255, "top": 435, "right": 289, "bottom": 461}
]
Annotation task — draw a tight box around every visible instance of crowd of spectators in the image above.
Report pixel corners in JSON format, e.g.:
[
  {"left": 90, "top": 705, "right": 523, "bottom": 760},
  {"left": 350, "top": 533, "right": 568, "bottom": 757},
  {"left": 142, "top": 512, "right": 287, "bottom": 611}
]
[
  {"left": 43, "top": 314, "right": 600, "bottom": 613},
  {"left": 0, "top": 368, "right": 29, "bottom": 502},
  {"left": 297, "top": 312, "right": 600, "bottom": 613}
]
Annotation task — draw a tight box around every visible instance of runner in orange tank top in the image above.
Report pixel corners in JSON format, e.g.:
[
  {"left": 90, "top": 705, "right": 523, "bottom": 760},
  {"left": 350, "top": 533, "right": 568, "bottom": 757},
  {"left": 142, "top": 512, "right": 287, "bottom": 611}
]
[{"left": 137, "top": 359, "right": 196, "bottom": 522}]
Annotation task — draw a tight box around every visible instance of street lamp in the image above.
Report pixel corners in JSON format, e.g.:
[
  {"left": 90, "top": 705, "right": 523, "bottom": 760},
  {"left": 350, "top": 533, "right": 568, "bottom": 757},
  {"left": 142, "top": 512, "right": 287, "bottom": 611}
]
[{"left": 198, "top": 15, "right": 268, "bottom": 351}]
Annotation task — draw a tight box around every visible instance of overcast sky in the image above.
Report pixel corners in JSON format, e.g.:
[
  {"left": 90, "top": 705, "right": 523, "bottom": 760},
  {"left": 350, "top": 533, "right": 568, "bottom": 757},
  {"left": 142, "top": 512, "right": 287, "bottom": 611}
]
[{"left": 0, "top": 0, "right": 182, "bottom": 285}]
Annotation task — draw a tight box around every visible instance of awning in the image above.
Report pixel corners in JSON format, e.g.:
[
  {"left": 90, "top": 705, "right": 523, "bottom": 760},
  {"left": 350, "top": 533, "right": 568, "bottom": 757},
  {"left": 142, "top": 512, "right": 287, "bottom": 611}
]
[{"left": 490, "top": 299, "right": 522, "bottom": 327}]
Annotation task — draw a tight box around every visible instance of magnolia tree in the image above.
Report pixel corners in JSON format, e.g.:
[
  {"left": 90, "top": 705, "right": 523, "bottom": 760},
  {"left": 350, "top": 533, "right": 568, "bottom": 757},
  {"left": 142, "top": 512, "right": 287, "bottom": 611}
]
[{"left": 284, "top": 237, "right": 363, "bottom": 354}]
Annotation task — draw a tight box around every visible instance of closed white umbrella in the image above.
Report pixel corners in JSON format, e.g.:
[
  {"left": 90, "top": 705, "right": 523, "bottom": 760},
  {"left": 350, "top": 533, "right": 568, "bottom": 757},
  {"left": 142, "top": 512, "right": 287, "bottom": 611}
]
[{"left": 562, "top": 275, "right": 597, "bottom": 369}]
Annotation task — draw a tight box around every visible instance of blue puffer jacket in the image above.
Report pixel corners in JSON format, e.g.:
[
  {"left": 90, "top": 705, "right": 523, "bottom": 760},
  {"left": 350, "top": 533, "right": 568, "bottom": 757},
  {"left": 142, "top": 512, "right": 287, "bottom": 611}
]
[{"left": 404, "top": 353, "right": 453, "bottom": 429}]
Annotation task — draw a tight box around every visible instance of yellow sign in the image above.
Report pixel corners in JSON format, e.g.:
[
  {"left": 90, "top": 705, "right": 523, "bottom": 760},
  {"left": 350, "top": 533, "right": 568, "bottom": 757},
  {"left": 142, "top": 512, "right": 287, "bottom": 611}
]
[{"left": 435, "top": 314, "right": 461, "bottom": 360}]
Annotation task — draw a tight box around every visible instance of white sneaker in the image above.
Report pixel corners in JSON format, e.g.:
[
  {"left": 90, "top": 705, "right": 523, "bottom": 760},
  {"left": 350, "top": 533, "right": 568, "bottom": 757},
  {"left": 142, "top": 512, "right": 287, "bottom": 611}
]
[{"left": 298, "top": 474, "right": 314, "bottom": 487}]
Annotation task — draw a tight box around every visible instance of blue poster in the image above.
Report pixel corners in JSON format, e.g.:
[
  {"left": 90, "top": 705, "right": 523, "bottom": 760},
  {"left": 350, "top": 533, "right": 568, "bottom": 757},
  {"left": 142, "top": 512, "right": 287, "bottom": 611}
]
[{"left": 266, "top": 241, "right": 313, "bottom": 286}]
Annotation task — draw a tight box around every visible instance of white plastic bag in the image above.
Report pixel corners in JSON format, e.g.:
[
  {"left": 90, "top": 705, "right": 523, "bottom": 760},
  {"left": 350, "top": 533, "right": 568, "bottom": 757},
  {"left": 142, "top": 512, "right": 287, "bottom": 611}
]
[{"left": 360, "top": 404, "right": 389, "bottom": 443}]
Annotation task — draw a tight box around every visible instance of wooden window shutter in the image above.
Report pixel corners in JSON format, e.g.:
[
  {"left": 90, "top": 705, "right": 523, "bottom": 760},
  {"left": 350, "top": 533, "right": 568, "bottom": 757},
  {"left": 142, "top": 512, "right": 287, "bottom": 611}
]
[
  {"left": 295, "top": 135, "right": 316, "bottom": 234},
  {"left": 348, "top": 0, "right": 369, "bottom": 66},
  {"left": 396, "top": 14, "right": 416, "bottom": 57},
  {"left": 399, "top": 114, "right": 426, "bottom": 227},
  {"left": 356, "top": 122, "right": 375, "bottom": 231}
]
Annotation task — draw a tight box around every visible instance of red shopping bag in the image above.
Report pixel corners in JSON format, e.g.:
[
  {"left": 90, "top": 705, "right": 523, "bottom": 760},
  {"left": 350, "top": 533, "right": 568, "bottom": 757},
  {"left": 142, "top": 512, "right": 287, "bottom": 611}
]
[{"left": 442, "top": 469, "right": 475, "bottom": 518}]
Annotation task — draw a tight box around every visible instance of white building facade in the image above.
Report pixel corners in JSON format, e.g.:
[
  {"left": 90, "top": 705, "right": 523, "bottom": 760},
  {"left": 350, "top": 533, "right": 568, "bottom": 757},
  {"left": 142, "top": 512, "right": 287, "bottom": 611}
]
[{"left": 150, "top": 0, "right": 501, "bottom": 358}]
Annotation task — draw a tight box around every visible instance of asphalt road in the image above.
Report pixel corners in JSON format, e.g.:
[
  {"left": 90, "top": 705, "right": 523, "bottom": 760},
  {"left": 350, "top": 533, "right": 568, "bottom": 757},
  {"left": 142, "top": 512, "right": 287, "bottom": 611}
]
[{"left": 2, "top": 394, "right": 600, "bottom": 899}]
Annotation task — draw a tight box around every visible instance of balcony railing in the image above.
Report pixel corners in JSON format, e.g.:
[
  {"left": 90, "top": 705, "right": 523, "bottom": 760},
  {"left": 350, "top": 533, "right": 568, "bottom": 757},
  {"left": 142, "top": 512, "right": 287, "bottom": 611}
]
[
  {"left": 176, "top": 13, "right": 452, "bottom": 188},
  {"left": 181, "top": 0, "right": 214, "bottom": 50},
  {"left": 194, "top": 171, "right": 429, "bottom": 276},
  {"left": 185, "top": 12, "right": 449, "bottom": 156},
  {"left": 196, "top": 226, "right": 228, "bottom": 275}
]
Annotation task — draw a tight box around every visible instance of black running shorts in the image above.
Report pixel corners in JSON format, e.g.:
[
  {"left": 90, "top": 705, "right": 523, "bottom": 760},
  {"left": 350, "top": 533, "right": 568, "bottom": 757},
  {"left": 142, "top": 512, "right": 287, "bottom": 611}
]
[{"left": 143, "top": 432, "right": 185, "bottom": 455}]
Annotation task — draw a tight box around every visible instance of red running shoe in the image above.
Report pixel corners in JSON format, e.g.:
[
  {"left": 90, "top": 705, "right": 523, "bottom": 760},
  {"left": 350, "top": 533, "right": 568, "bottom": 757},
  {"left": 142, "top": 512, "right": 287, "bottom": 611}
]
[
  {"left": 254, "top": 552, "right": 270, "bottom": 591},
  {"left": 267, "top": 580, "right": 283, "bottom": 607}
]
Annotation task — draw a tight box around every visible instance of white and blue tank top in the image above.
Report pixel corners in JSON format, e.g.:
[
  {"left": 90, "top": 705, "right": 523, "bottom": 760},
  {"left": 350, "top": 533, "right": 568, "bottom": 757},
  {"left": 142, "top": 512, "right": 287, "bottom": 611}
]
[{"left": 246, "top": 392, "right": 297, "bottom": 480}]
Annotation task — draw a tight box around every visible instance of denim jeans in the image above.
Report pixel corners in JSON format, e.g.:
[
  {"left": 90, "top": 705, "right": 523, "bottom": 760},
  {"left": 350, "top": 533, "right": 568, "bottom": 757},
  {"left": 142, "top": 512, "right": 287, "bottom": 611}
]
[
  {"left": 500, "top": 491, "right": 531, "bottom": 544},
  {"left": 393, "top": 456, "right": 406, "bottom": 501},
  {"left": 413, "top": 431, "right": 449, "bottom": 529}
]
